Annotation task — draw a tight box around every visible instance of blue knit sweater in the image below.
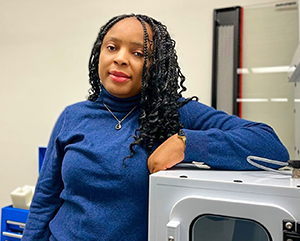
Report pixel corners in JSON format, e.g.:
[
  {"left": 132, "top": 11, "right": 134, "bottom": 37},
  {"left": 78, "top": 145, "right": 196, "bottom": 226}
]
[{"left": 22, "top": 87, "right": 289, "bottom": 241}]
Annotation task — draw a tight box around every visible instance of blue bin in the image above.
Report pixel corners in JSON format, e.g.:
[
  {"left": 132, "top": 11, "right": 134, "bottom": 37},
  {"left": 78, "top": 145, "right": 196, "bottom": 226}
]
[
  {"left": 1, "top": 205, "right": 29, "bottom": 240},
  {"left": 1, "top": 147, "right": 46, "bottom": 240}
]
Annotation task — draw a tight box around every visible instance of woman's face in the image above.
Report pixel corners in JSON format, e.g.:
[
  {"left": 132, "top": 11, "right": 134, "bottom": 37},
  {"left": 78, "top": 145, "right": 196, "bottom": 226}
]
[{"left": 98, "top": 17, "right": 153, "bottom": 98}]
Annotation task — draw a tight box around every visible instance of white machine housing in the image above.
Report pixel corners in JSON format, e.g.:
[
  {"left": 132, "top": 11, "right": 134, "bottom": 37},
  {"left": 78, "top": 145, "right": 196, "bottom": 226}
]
[{"left": 148, "top": 168, "right": 300, "bottom": 241}]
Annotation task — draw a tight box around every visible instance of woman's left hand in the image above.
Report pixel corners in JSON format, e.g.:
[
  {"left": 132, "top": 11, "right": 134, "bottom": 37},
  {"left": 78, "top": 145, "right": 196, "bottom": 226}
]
[{"left": 147, "top": 134, "right": 185, "bottom": 174}]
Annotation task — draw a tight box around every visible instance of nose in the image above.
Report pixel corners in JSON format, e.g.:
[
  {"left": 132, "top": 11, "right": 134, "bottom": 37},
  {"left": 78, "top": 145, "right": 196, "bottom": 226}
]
[{"left": 114, "top": 49, "right": 129, "bottom": 66}]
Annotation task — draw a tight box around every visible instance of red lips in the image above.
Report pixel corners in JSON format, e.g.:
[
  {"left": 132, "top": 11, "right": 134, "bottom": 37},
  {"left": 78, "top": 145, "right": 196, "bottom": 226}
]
[
  {"left": 110, "top": 71, "right": 130, "bottom": 78},
  {"left": 109, "top": 71, "right": 131, "bottom": 83}
]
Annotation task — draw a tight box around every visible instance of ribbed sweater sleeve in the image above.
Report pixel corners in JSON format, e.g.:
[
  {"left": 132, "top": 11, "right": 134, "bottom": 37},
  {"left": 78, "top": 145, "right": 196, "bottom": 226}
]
[
  {"left": 22, "top": 109, "right": 66, "bottom": 241},
  {"left": 179, "top": 100, "right": 290, "bottom": 170}
]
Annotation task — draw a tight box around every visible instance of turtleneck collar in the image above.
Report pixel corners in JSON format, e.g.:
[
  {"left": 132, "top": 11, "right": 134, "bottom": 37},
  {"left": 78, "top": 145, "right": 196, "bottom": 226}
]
[{"left": 95, "top": 85, "right": 141, "bottom": 112}]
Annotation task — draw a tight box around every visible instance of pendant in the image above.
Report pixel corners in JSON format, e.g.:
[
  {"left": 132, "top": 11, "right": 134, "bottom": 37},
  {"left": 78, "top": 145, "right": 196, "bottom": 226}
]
[{"left": 115, "top": 122, "right": 121, "bottom": 130}]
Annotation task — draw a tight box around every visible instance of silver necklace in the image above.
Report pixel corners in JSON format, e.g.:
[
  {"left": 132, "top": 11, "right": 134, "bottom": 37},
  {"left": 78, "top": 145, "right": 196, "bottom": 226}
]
[{"left": 103, "top": 102, "right": 137, "bottom": 130}]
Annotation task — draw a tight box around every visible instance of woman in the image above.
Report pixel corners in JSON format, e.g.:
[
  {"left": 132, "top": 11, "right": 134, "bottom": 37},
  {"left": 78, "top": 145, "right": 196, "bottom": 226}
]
[{"left": 22, "top": 14, "right": 289, "bottom": 240}]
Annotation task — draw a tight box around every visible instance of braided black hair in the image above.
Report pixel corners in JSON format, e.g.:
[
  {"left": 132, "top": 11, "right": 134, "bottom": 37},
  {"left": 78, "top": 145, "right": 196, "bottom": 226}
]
[{"left": 88, "top": 14, "right": 198, "bottom": 160}]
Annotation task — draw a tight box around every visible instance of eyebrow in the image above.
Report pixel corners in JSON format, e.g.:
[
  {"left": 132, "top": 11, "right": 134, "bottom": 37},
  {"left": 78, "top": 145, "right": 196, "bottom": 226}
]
[{"left": 105, "top": 36, "right": 144, "bottom": 48}]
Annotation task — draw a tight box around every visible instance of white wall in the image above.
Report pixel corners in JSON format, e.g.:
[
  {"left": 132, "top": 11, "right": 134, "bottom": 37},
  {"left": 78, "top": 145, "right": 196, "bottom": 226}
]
[{"left": 0, "top": 0, "right": 288, "bottom": 208}]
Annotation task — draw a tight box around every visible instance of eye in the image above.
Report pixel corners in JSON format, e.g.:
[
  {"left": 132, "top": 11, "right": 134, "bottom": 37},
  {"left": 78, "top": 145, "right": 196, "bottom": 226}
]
[
  {"left": 134, "top": 51, "right": 144, "bottom": 57},
  {"left": 107, "top": 45, "right": 116, "bottom": 51}
]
